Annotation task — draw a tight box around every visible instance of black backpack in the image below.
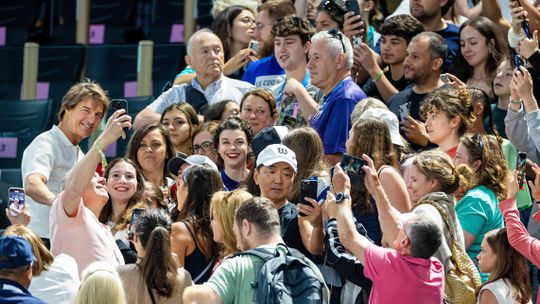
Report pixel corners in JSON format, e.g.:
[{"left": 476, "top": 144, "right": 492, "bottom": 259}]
[{"left": 235, "top": 243, "right": 327, "bottom": 304}]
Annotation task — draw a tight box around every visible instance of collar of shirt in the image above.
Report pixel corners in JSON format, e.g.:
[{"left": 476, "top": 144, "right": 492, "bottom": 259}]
[
  {"left": 191, "top": 75, "right": 224, "bottom": 95},
  {"left": 0, "top": 279, "right": 30, "bottom": 295},
  {"left": 52, "top": 125, "right": 79, "bottom": 148}
]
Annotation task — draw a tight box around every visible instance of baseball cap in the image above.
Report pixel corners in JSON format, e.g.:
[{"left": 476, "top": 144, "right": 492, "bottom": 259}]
[
  {"left": 252, "top": 126, "right": 289, "bottom": 158},
  {"left": 0, "top": 236, "right": 35, "bottom": 269},
  {"left": 256, "top": 144, "right": 297, "bottom": 173},
  {"left": 360, "top": 108, "right": 404, "bottom": 147},
  {"left": 168, "top": 153, "right": 219, "bottom": 175}
]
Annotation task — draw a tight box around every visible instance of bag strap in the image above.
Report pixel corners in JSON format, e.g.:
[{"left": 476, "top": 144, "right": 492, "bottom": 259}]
[{"left": 185, "top": 84, "right": 209, "bottom": 114}]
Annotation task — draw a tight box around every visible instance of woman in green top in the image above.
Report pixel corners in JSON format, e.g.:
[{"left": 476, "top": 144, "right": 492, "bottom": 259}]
[{"left": 453, "top": 133, "right": 507, "bottom": 281}]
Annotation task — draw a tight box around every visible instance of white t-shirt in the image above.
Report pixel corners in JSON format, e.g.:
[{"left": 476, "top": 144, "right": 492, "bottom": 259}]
[
  {"left": 29, "top": 253, "right": 80, "bottom": 304},
  {"left": 22, "top": 125, "right": 84, "bottom": 238},
  {"left": 478, "top": 278, "right": 532, "bottom": 304}
]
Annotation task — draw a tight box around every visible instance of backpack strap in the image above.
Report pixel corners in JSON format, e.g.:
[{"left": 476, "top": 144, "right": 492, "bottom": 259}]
[{"left": 185, "top": 83, "right": 209, "bottom": 115}]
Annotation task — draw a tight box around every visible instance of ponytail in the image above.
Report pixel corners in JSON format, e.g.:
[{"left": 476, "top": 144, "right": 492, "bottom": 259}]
[{"left": 141, "top": 226, "right": 178, "bottom": 298}]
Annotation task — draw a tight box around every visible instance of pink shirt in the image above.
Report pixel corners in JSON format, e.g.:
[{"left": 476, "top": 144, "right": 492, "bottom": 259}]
[
  {"left": 364, "top": 244, "right": 444, "bottom": 304},
  {"left": 499, "top": 198, "right": 540, "bottom": 303},
  {"left": 49, "top": 194, "right": 124, "bottom": 274}
]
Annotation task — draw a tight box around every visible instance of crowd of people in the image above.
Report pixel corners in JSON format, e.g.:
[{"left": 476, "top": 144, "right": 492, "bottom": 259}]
[{"left": 2, "top": 0, "right": 540, "bottom": 303}]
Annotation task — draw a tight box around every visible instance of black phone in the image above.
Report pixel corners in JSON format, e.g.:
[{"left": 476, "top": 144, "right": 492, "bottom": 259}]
[
  {"left": 517, "top": 152, "right": 527, "bottom": 189},
  {"left": 299, "top": 180, "right": 318, "bottom": 217},
  {"left": 8, "top": 187, "right": 25, "bottom": 216},
  {"left": 128, "top": 208, "right": 145, "bottom": 240},
  {"left": 111, "top": 99, "right": 128, "bottom": 115},
  {"left": 345, "top": 0, "right": 361, "bottom": 16},
  {"left": 340, "top": 153, "right": 367, "bottom": 186}
]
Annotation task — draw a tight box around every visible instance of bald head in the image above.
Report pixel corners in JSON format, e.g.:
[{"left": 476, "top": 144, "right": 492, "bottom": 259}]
[{"left": 185, "top": 29, "right": 225, "bottom": 82}]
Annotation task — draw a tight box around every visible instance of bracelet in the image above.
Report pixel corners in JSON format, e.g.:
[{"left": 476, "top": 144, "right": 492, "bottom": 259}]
[
  {"left": 94, "top": 142, "right": 108, "bottom": 170},
  {"left": 373, "top": 70, "right": 384, "bottom": 82},
  {"left": 510, "top": 98, "right": 522, "bottom": 105}
]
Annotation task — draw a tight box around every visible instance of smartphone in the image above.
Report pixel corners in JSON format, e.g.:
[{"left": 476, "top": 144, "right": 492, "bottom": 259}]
[
  {"left": 8, "top": 187, "right": 25, "bottom": 217},
  {"left": 399, "top": 103, "right": 411, "bottom": 121},
  {"left": 111, "top": 99, "right": 128, "bottom": 115},
  {"left": 299, "top": 180, "right": 318, "bottom": 217},
  {"left": 517, "top": 152, "right": 527, "bottom": 189},
  {"left": 248, "top": 40, "right": 260, "bottom": 53},
  {"left": 340, "top": 153, "right": 367, "bottom": 186},
  {"left": 440, "top": 74, "right": 450, "bottom": 83},
  {"left": 514, "top": 0, "right": 533, "bottom": 38},
  {"left": 345, "top": 0, "right": 363, "bottom": 43},
  {"left": 128, "top": 208, "right": 145, "bottom": 240}
]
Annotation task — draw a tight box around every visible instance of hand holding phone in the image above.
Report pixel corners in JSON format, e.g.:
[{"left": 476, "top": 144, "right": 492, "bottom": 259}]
[
  {"left": 517, "top": 152, "right": 527, "bottom": 189},
  {"left": 299, "top": 180, "right": 318, "bottom": 217},
  {"left": 340, "top": 153, "right": 367, "bottom": 187},
  {"left": 248, "top": 40, "right": 260, "bottom": 53},
  {"left": 111, "top": 99, "right": 129, "bottom": 115},
  {"left": 128, "top": 208, "right": 145, "bottom": 240}
]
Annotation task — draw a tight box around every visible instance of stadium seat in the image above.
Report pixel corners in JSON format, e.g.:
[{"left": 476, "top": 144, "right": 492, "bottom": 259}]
[
  {"left": 0, "top": 99, "right": 52, "bottom": 168},
  {"left": 153, "top": 44, "right": 186, "bottom": 94},
  {"left": 147, "top": 0, "right": 184, "bottom": 44},
  {"left": 0, "top": 0, "right": 39, "bottom": 46},
  {"left": 0, "top": 47, "right": 23, "bottom": 100}
]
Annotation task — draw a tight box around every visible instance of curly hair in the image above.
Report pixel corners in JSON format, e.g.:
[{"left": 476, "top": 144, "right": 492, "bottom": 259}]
[
  {"left": 347, "top": 117, "right": 398, "bottom": 213},
  {"left": 478, "top": 228, "right": 531, "bottom": 304},
  {"left": 413, "top": 149, "right": 460, "bottom": 195},
  {"left": 457, "top": 133, "right": 508, "bottom": 200},
  {"left": 272, "top": 15, "right": 315, "bottom": 45},
  {"left": 213, "top": 116, "right": 254, "bottom": 148},
  {"left": 421, "top": 88, "right": 476, "bottom": 138}
]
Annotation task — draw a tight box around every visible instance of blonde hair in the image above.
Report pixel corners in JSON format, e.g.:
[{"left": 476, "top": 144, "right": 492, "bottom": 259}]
[
  {"left": 3, "top": 225, "right": 54, "bottom": 277},
  {"left": 74, "top": 262, "right": 126, "bottom": 304},
  {"left": 210, "top": 189, "right": 253, "bottom": 257},
  {"left": 350, "top": 97, "right": 388, "bottom": 125},
  {"left": 413, "top": 149, "right": 460, "bottom": 195}
]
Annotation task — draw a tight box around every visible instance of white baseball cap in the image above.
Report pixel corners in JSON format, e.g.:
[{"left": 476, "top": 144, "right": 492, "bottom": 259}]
[
  {"left": 168, "top": 154, "right": 219, "bottom": 175},
  {"left": 360, "top": 108, "right": 404, "bottom": 147},
  {"left": 256, "top": 144, "right": 297, "bottom": 173}
]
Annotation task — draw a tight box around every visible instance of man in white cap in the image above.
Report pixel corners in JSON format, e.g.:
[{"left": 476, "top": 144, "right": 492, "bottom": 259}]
[{"left": 253, "top": 144, "right": 324, "bottom": 257}]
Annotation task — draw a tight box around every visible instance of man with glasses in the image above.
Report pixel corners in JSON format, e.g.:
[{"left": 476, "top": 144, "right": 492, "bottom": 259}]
[
  {"left": 134, "top": 29, "right": 254, "bottom": 130},
  {"left": 285, "top": 29, "right": 366, "bottom": 166},
  {"left": 241, "top": 0, "right": 296, "bottom": 90}
]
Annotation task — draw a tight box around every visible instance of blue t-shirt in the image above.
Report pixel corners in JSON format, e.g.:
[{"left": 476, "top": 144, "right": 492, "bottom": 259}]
[
  {"left": 221, "top": 170, "right": 240, "bottom": 191},
  {"left": 0, "top": 279, "right": 46, "bottom": 304},
  {"left": 310, "top": 76, "right": 366, "bottom": 154},
  {"left": 242, "top": 55, "right": 285, "bottom": 89}
]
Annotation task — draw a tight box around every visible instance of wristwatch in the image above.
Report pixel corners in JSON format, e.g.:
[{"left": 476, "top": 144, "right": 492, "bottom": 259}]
[{"left": 335, "top": 192, "right": 351, "bottom": 204}]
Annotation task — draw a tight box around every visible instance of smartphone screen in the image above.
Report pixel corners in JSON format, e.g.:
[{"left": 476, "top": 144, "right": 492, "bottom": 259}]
[
  {"left": 128, "top": 208, "right": 145, "bottom": 240},
  {"left": 8, "top": 187, "right": 25, "bottom": 216},
  {"left": 340, "top": 154, "right": 367, "bottom": 187},
  {"left": 299, "top": 180, "right": 318, "bottom": 217},
  {"left": 517, "top": 152, "right": 527, "bottom": 189}
]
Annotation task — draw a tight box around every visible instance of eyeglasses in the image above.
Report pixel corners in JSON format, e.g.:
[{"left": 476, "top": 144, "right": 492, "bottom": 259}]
[
  {"left": 328, "top": 29, "right": 346, "bottom": 54},
  {"left": 192, "top": 141, "right": 216, "bottom": 153}
]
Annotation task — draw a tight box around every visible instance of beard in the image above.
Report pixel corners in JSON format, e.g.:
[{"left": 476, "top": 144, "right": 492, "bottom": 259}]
[{"left": 258, "top": 36, "right": 275, "bottom": 58}]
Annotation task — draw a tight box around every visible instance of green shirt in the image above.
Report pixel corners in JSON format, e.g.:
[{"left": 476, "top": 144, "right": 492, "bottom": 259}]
[{"left": 456, "top": 185, "right": 504, "bottom": 282}]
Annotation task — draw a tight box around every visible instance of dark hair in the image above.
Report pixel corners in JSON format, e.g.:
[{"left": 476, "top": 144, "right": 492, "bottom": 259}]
[
  {"left": 235, "top": 197, "right": 280, "bottom": 237},
  {"left": 468, "top": 87, "right": 500, "bottom": 137},
  {"left": 136, "top": 209, "right": 178, "bottom": 298},
  {"left": 412, "top": 32, "right": 448, "bottom": 63},
  {"left": 451, "top": 17, "right": 508, "bottom": 82},
  {"left": 272, "top": 15, "right": 315, "bottom": 45},
  {"left": 58, "top": 79, "right": 109, "bottom": 122},
  {"left": 282, "top": 127, "right": 328, "bottom": 204},
  {"left": 211, "top": 5, "right": 253, "bottom": 60},
  {"left": 179, "top": 165, "right": 222, "bottom": 260},
  {"left": 214, "top": 116, "right": 254, "bottom": 148},
  {"left": 317, "top": 0, "right": 346, "bottom": 29},
  {"left": 125, "top": 123, "right": 176, "bottom": 183},
  {"left": 479, "top": 228, "right": 531, "bottom": 303},
  {"left": 379, "top": 14, "right": 425, "bottom": 44},
  {"left": 100, "top": 158, "right": 147, "bottom": 230},
  {"left": 258, "top": 0, "right": 296, "bottom": 21},
  {"left": 441, "top": 0, "right": 455, "bottom": 16},
  {"left": 204, "top": 100, "right": 238, "bottom": 122},
  {"left": 420, "top": 88, "right": 476, "bottom": 137}
]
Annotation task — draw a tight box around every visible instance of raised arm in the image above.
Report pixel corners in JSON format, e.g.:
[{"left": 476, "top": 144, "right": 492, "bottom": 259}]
[
  {"left": 482, "top": 0, "right": 511, "bottom": 36},
  {"left": 61, "top": 110, "right": 132, "bottom": 216}
]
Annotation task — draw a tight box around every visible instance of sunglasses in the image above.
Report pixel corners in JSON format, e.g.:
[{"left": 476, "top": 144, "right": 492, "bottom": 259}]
[{"left": 328, "top": 29, "right": 346, "bottom": 53}]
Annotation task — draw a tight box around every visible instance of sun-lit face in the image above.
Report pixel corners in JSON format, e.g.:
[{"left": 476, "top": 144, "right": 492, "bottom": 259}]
[
  {"left": 424, "top": 108, "right": 456, "bottom": 146},
  {"left": 380, "top": 35, "right": 408, "bottom": 65},
  {"left": 106, "top": 160, "right": 138, "bottom": 204},
  {"left": 403, "top": 37, "right": 437, "bottom": 83},
  {"left": 453, "top": 143, "right": 474, "bottom": 167},
  {"left": 231, "top": 10, "right": 256, "bottom": 47},
  {"left": 136, "top": 129, "right": 167, "bottom": 174},
  {"left": 193, "top": 131, "right": 219, "bottom": 164},
  {"left": 187, "top": 32, "right": 224, "bottom": 80},
  {"left": 477, "top": 238, "right": 497, "bottom": 274},
  {"left": 240, "top": 95, "right": 274, "bottom": 135},
  {"left": 61, "top": 98, "right": 105, "bottom": 144},
  {"left": 161, "top": 109, "right": 192, "bottom": 147},
  {"left": 493, "top": 60, "right": 513, "bottom": 97},
  {"left": 254, "top": 162, "right": 295, "bottom": 205},
  {"left": 315, "top": 11, "right": 340, "bottom": 33},
  {"left": 218, "top": 129, "right": 249, "bottom": 170},
  {"left": 275, "top": 35, "right": 309, "bottom": 71},
  {"left": 460, "top": 25, "right": 490, "bottom": 68},
  {"left": 408, "top": 165, "right": 438, "bottom": 203}
]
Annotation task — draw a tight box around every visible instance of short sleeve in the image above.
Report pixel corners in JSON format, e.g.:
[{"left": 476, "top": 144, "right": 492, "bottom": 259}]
[
  {"left": 363, "top": 244, "right": 391, "bottom": 281},
  {"left": 456, "top": 196, "right": 487, "bottom": 237},
  {"left": 204, "top": 258, "right": 237, "bottom": 304},
  {"left": 21, "top": 137, "right": 56, "bottom": 180},
  {"left": 321, "top": 98, "right": 355, "bottom": 154},
  {"left": 146, "top": 86, "right": 185, "bottom": 114}
]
